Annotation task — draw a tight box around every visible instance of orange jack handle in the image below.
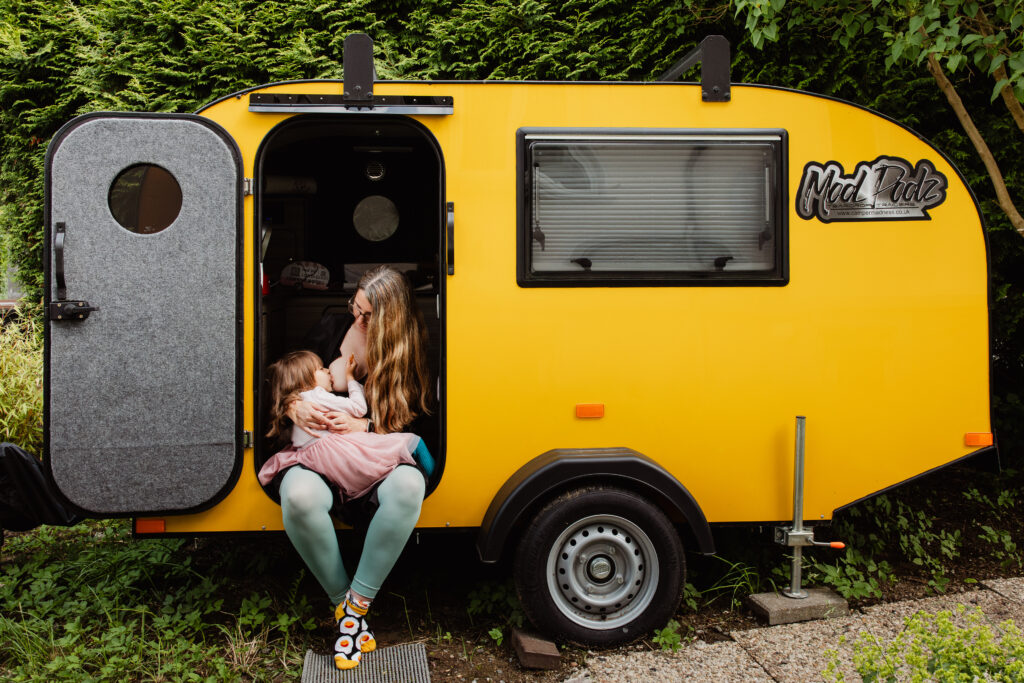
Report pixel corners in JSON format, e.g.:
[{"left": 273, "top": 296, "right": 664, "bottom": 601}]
[{"left": 830, "top": 542, "right": 845, "bottom": 550}]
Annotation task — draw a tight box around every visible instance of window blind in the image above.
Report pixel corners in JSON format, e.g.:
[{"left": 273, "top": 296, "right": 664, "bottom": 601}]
[{"left": 528, "top": 138, "right": 778, "bottom": 276}]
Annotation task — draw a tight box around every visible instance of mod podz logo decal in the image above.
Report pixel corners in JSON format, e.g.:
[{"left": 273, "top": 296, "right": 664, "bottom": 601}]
[{"left": 797, "top": 156, "right": 947, "bottom": 222}]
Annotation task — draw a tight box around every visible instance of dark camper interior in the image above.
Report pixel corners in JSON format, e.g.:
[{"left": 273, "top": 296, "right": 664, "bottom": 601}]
[{"left": 256, "top": 116, "right": 445, "bottom": 492}]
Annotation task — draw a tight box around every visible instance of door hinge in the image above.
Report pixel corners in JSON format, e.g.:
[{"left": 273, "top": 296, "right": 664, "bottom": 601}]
[
  {"left": 242, "top": 431, "right": 253, "bottom": 448},
  {"left": 243, "top": 178, "right": 254, "bottom": 196}
]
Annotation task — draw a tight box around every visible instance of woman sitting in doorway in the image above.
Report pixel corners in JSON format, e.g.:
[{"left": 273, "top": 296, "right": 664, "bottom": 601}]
[{"left": 274, "top": 264, "right": 432, "bottom": 670}]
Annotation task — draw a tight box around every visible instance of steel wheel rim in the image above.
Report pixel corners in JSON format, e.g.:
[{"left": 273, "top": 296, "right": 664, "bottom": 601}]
[{"left": 545, "top": 513, "right": 660, "bottom": 631}]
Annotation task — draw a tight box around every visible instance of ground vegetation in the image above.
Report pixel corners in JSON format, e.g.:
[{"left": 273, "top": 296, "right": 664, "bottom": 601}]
[{"left": 2, "top": 3, "right": 1023, "bottom": 679}]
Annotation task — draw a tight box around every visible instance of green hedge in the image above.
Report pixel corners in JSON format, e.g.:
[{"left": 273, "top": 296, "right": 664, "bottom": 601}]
[{"left": 2, "top": 0, "right": 1021, "bottom": 455}]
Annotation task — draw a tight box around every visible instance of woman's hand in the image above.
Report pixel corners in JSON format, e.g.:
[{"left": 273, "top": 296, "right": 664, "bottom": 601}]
[
  {"left": 287, "top": 399, "right": 329, "bottom": 438},
  {"left": 324, "top": 411, "right": 369, "bottom": 434}
]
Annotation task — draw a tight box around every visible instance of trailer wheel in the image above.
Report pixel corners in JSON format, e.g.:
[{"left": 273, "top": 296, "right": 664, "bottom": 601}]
[{"left": 513, "top": 486, "right": 685, "bottom": 646}]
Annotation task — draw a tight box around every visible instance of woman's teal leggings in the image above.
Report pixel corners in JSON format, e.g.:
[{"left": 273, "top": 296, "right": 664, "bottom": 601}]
[{"left": 279, "top": 463, "right": 424, "bottom": 605}]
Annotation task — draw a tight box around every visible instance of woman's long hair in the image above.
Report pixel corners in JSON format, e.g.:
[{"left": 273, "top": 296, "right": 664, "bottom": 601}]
[
  {"left": 266, "top": 350, "right": 320, "bottom": 439},
  {"left": 360, "top": 265, "right": 431, "bottom": 433}
]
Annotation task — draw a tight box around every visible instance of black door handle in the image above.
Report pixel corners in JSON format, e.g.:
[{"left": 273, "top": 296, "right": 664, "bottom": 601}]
[
  {"left": 446, "top": 202, "right": 455, "bottom": 276},
  {"left": 49, "top": 222, "right": 99, "bottom": 321},
  {"left": 54, "top": 222, "right": 67, "bottom": 301}
]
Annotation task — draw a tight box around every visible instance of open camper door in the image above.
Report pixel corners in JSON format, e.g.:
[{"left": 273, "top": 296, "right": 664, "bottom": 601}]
[{"left": 45, "top": 113, "right": 243, "bottom": 517}]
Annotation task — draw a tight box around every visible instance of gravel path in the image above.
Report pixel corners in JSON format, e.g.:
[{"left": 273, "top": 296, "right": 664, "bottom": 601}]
[{"left": 564, "top": 577, "right": 1024, "bottom": 682}]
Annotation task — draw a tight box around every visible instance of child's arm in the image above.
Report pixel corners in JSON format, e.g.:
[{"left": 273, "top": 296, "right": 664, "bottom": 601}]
[
  {"left": 345, "top": 379, "right": 367, "bottom": 417},
  {"left": 304, "top": 386, "right": 364, "bottom": 417},
  {"left": 341, "top": 353, "right": 367, "bottom": 417}
]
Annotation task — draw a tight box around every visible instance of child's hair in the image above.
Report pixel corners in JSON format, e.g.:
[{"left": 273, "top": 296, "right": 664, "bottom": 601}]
[{"left": 266, "top": 350, "right": 321, "bottom": 439}]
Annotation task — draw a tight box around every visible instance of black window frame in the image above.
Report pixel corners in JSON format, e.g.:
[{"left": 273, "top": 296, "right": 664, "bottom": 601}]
[{"left": 516, "top": 127, "right": 789, "bottom": 287}]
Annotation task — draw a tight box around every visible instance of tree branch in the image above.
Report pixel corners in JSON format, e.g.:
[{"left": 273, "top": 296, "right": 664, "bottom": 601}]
[
  {"left": 925, "top": 53, "right": 1024, "bottom": 236},
  {"left": 993, "top": 60, "right": 1024, "bottom": 135}
]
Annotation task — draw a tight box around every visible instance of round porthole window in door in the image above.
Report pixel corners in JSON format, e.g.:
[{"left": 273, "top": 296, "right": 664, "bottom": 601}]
[
  {"left": 353, "top": 195, "right": 399, "bottom": 242},
  {"left": 108, "top": 163, "right": 183, "bottom": 234}
]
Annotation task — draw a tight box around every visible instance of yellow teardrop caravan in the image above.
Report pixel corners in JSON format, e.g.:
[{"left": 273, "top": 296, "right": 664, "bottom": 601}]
[{"left": 41, "top": 35, "right": 992, "bottom": 644}]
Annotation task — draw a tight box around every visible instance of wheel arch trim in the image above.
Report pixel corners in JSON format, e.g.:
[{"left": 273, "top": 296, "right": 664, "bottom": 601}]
[{"left": 475, "top": 448, "right": 715, "bottom": 562}]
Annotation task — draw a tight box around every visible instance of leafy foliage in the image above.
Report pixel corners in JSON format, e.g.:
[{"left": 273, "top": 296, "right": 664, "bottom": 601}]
[
  {"left": 730, "top": 0, "right": 1024, "bottom": 463},
  {"left": 466, "top": 578, "right": 524, "bottom": 629},
  {"left": 2, "top": 0, "right": 1024, "bottom": 455},
  {"left": 652, "top": 618, "right": 685, "bottom": 652},
  {"left": 0, "top": 315, "right": 42, "bottom": 455},
  {"left": 824, "top": 605, "right": 1024, "bottom": 682},
  {"left": 733, "top": 0, "right": 1024, "bottom": 98},
  {"left": 796, "top": 493, "right": 963, "bottom": 599},
  {"left": 0, "top": 520, "right": 316, "bottom": 681},
  {"left": 778, "top": 467, "right": 1023, "bottom": 602},
  {"left": 799, "top": 546, "right": 895, "bottom": 601}
]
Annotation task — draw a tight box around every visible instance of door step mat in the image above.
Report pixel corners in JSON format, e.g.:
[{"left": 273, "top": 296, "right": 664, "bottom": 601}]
[{"left": 301, "top": 642, "right": 430, "bottom": 682}]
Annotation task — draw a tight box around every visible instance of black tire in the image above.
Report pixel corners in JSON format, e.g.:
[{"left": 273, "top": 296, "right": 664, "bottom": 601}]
[{"left": 513, "top": 486, "right": 685, "bottom": 646}]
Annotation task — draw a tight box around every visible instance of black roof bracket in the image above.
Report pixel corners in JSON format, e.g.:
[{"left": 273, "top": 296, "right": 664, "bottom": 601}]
[
  {"left": 657, "top": 35, "right": 731, "bottom": 102},
  {"left": 343, "top": 33, "right": 376, "bottom": 104}
]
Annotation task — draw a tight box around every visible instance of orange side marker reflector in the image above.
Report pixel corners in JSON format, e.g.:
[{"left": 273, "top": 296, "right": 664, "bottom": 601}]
[
  {"left": 964, "top": 432, "right": 994, "bottom": 447},
  {"left": 135, "top": 518, "right": 165, "bottom": 534},
  {"left": 576, "top": 403, "right": 605, "bottom": 418}
]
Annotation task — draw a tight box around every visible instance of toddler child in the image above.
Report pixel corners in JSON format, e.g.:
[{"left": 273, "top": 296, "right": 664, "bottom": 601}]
[{"left": 259, "top": 350, "right": 431, "bottom": 502}]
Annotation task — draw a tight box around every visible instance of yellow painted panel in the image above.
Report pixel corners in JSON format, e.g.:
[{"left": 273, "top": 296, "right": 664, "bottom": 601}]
[{"left": 158, "top": 81, "right": 989, "bottom": 535}]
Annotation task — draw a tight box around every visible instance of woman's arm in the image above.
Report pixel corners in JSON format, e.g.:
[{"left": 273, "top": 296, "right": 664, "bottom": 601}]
[
  {"left": 323, "top": 411, "right": 370, "bottom": 434},
  {"left": 286, "top": 399, "right": 330, "bottom": 437}
]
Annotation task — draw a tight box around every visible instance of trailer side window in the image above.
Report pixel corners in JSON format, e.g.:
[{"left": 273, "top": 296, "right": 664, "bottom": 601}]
[{"left": 518, "top": 130, "right": 787, "bottom": 286}]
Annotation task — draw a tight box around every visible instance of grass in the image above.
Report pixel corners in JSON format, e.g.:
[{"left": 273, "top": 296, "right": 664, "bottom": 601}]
[
  {"left": 0, "top": 522, "right": 543, "bottom": 682},
  {"left": 0, "top": 315, "right": 43, "bottom": 455},
  {"left": 0, "top": 521, "right": 316, "bottom": 682},
  {"left": 2, "top": 468, "right": 1023, "bottom": 681},
  {"left": 2, "top": 315, "right": 1023, "bottom": 677}
]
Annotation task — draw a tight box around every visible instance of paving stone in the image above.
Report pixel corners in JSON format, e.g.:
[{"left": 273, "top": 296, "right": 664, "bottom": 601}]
[
  {"left": 748, "top": 587, "right": 850, "bottom": 625},
  {"left": 512, "top": 629, "right": 560, "bottom": 670}
]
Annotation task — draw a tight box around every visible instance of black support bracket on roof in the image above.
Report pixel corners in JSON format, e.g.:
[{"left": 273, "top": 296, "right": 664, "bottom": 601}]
[
  {"left": 343, "top": 33, "right": 375, "bottom": 104},
  {"left": 248, "top": 32, "right": 454, "bottom": 115},
  {"left": 657, "top": 35, "right": 731, "bottom": 102}
]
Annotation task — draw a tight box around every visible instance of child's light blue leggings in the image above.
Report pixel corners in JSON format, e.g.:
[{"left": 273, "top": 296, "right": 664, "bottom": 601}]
[{"left": 279, "top": 462, "right": 425, "bottom": 605}]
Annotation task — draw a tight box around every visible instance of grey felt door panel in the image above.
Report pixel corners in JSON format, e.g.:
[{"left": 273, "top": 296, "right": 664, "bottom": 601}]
[{"left": 46, "top": 114, "right": 241, "bottom": 515}]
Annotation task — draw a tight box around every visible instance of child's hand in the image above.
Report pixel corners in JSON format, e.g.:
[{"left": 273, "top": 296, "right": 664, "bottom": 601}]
[{"left": 345, "top": 353, "right": 357, "bottom": 382}]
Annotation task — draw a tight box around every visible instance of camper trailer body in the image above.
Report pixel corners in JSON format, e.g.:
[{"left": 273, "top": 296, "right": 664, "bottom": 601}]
[{"left": 43, "top": 69, "right": 993, "bottom": 643}]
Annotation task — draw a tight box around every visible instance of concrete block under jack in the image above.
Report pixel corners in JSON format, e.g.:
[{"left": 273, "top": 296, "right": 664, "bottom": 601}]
[
  {"left": 512, "top": 629, "right": 561, "bottom": 670},
  {"left": 748, "top": 587, "right": 850, "bottom": 626}
]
